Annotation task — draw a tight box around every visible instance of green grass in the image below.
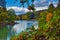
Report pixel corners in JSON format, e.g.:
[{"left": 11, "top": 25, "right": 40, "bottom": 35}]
[{"left": 0, "top": 26, "right": 8, "bottom": 40}]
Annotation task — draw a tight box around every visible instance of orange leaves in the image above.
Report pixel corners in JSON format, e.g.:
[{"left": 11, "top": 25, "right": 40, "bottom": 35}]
[
  {"left": 19, "top": 34, "right": 23, "bottom": 40},
  {"left": 46, "top": 13, "right": 53, "bottom": 22}
]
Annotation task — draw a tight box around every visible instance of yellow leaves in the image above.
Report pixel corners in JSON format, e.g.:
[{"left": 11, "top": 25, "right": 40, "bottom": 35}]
[
  {"left": 39, "top": 12, "right": 43, "bottom": 17},
  {"left": 46, "top": 13, "right": 53, "bottom": 22},
  {"left": 40, "top": 12, "right": 43, "bottom": 14},
  {"left": 32, "top": 35, "right": 36, "bottom": 40},
  {"left": 0, "top": 11, "right": 9, "bottom": 21},
  {"left": 22, "top": 15, "right": 28, "bottom": 20},
  {"left": 16, "top": 16, "right": 20, "bottom": 20},
  {"left": 10, "top": 36, "right": 18, "bottom": 40},
  {"left": 0, "top": 13, "right": 8, "bottom": 18}
]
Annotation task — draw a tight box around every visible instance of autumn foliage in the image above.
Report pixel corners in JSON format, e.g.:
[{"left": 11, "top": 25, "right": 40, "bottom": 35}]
[{"left": 46, "top": 13, "right": 53, "bottom": 22}]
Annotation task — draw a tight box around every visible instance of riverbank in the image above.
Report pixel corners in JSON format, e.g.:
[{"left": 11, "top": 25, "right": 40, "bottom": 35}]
[{"left": 0, "top": 21, "right": 19, "bottom": 27}]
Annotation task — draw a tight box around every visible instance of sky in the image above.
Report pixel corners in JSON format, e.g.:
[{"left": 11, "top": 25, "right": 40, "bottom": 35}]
[{"left": 6, "top": 0, "right": 58, "bottom": 15}]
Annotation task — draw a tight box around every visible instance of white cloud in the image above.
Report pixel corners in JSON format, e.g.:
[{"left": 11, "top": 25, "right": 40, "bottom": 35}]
[
  {"left": 35, "top": 6, "right": 48, "bottom": 11},
  {"left": 34, "top": 0, "right": 49, "bottom": 7},
  {"left": 40, "top": 0, "right": 47, "bottom": 3},
  {"left": 7, "top": 6, "right": 48, "bottom": 15},
  {"left": 7, "top": 7, "right": 29, "bottom": 12},
  {"left": 7, "top": 6, "right": 30, "bottom": 15}
]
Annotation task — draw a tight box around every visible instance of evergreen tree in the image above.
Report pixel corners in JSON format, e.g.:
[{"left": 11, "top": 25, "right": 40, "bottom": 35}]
[{"left": 48, "top": 3, "right": 55, "bottom": 13}]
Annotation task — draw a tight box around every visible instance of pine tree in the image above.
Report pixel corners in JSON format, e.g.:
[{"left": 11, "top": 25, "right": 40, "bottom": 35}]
[{"left": 48, "top": 3, "right": 55, "bottom": 13}]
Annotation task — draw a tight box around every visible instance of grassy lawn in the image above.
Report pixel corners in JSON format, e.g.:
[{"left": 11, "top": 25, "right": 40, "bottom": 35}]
[{"left": 0, "top": 26, "right": 8, "bottom": 40}]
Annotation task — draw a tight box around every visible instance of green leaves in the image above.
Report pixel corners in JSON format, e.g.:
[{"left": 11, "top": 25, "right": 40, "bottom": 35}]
[
  {"left": 7, "top": 9, "right": 17, "bottom": 21},
  {"left": 0, "top": 27, "right": 8, "bottom": 39}
]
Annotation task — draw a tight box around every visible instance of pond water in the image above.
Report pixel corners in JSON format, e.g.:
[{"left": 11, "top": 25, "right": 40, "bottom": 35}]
[{"left": 7, "top": 20, "right": 38, "bottom": 40}]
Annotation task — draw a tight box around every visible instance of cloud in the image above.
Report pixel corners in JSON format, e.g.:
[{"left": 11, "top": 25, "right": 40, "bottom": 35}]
[
  {"left": 35, "top": 6, "right": 48, "bottom": 11},
  {"left": 40, "top": 0, "right": 47, "bottom": 3},
  {"left": 7, "top": 7, "right": 29, "bottom": 12},
  {"left": 34, "top": 0, "right": 58, "bottom": 7},
  {"left": 7, "top": 6, "right": 29, "bottom": 15},
  {"left": 34, "top": 0, "right": 49, "bottom": 7},
  {"left": 7, "top": 6, "right": 48, "bottom": 15}
]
